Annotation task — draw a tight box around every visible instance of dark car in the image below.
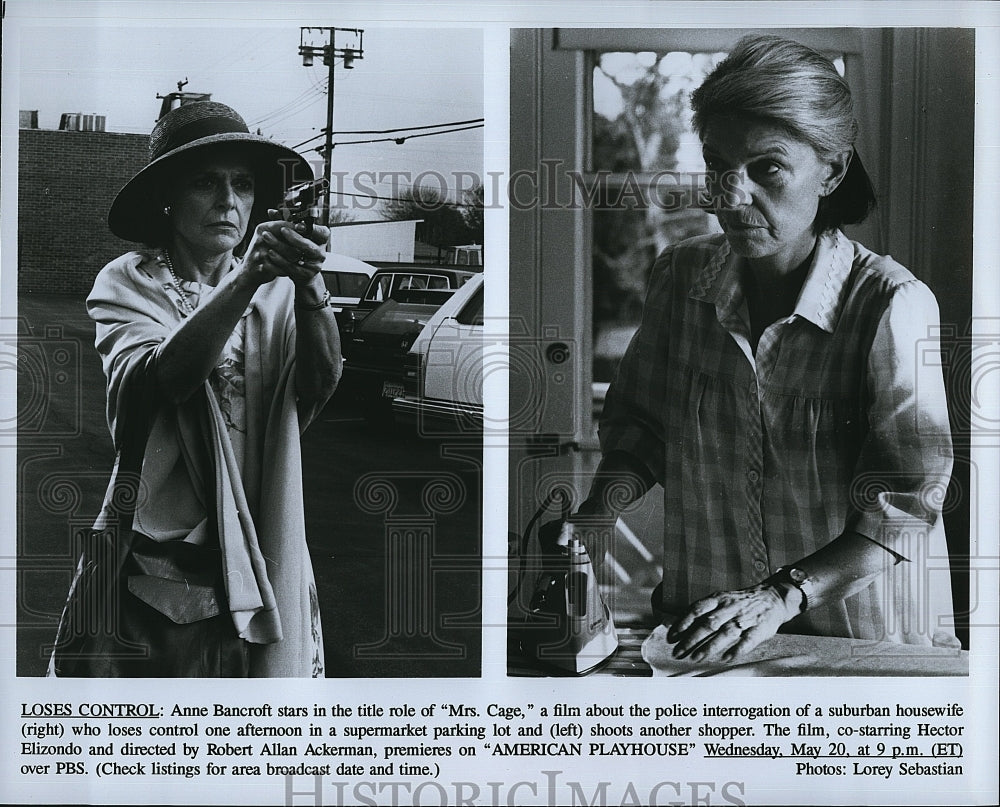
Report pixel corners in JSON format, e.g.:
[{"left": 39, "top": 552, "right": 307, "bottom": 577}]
[
  {"left": 335, "top": 266, "right": 480, "bottom": 338},
  {"left": 340, "top": 289, "right": 456, "bottom": 419}
]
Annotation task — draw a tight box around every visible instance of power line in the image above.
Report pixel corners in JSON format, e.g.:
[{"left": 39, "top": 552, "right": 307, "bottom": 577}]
[
  {"left": 251, "top": 80, "right": 327, "bottom": 120},
  {"left": 250, "top": 60, "right": 361, "bottom": 130},
  {"left": 296, "top": 122, "right": 484, "bottom": 153},
  {"left": 254, "top": 93, "right": 328, "bottom": 132},
  {"left": 290, "top": 118, "right": 484, "bottom": 151},
  {"left": 330, "top": 188, "right": 483, "bottom": 209},
  {"left": 249, "top": 85, "right": 327, "bottom": 128},
  {"left": 347, "top": 117, "right": 484, "bottom": 134}
]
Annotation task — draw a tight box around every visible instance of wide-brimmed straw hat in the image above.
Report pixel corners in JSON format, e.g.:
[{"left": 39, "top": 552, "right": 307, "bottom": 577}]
[{"left": 108, "top": 101, "right": 313, "bottom": 243}]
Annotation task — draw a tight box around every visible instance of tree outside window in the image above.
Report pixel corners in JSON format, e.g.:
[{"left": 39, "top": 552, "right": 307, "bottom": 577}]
[{"left": 590, "top": 50, "right": 726, "bottom": 384}]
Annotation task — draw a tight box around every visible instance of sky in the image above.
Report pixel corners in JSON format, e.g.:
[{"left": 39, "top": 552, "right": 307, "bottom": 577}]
[{"left": 11, "top": 9, "right": 484, "bottom": 215}]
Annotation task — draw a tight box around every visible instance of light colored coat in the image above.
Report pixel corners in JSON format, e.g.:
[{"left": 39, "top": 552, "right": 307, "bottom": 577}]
[{"left": 85, "top": 250, "right": 323, "bottom": 677}]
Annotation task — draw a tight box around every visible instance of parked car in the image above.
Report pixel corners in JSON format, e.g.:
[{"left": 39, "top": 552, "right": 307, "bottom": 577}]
[
  {"left": 340, "top": 290, "right": 456, "bottom": 419},
  {"left": 393, "top": 273, "right": 484, "bottom": 435},
  {"left": 319, "top": 252, "right": 379, "bottom": 313},
  {"left": 336, "top": 266, "right": 480, "bottom": 338}
]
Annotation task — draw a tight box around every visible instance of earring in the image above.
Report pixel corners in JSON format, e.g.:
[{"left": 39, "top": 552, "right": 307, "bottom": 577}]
[{"left": 163, "top": 205, "right": 172, "bottom": 216}]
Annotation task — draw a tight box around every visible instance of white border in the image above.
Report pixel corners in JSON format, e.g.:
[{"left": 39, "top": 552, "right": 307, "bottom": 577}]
[{"left": 2, "top": 2, "right": 997, "bottom": 805}]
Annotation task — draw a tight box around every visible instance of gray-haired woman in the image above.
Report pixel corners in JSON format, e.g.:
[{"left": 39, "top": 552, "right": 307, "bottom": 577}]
[{"left": 572, "top": 35, "right": 956, "bottom": 662}]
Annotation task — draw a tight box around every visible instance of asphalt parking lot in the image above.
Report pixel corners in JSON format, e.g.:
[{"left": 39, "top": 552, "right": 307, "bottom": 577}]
[{"left": 13, "top": 292, "right": 481, "bottom": 677}]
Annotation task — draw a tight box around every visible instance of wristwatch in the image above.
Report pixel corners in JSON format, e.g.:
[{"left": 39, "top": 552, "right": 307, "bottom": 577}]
[{"left": 768, "top": 565, "right": 813, "bottom": 613}]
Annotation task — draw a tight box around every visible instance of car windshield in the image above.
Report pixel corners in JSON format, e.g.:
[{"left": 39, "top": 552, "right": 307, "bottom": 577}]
[
  {"left": 456, "top": 286, "right": 484, "bottom": 326},
  {"left": 362, "top": 301, "right": 439, "bottom": 333},
  {"left": 323, "top": 271, "right": 371, "bottom": 297},
  {"left": 365, "top": 273, "right": 451, "bottom": 301},
  {"left": 367, "top": 275, "right": 394, "bottom": 302}
]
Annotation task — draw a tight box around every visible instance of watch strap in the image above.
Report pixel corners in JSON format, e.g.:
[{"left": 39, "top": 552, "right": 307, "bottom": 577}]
[{"left": 769, "top": 565, "right": 812, "bottom": 613}]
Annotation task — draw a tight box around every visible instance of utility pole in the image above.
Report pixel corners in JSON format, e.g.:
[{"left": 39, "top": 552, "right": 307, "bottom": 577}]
[{"left": 299, "top": 27, "right": 365, "bottom": 225}]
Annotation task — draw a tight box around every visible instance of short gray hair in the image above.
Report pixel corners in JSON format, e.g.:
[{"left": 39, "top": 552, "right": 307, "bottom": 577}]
[{"left": 691, "top": 35, "right": 876, "bottom": 229}]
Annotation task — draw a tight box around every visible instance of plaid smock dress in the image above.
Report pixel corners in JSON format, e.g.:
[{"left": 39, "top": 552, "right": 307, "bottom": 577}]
[{"left": 600, "top": 229, "right": 956, "bottom": 644}]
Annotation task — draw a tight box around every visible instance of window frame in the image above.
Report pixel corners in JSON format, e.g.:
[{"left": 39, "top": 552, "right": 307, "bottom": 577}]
[{"left": 534, "top": 28, "right": 884, "bottom": 447}]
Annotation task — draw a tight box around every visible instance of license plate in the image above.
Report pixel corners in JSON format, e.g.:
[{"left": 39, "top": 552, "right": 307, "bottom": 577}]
[{"left": 381, "top": 381, "right": 404, "bottom": 399}]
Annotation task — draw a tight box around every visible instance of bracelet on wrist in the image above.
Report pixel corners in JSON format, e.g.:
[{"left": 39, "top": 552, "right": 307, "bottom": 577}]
[{"left": 295, "top": 289, "right": 331, "bottom": 311}]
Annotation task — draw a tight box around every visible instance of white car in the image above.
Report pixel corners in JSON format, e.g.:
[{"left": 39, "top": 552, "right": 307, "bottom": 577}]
[
  {"left": 319, "top": 252, "right": 379, "bottom": 312},
  {"left": 393, "top": 273, "right": 484, "bottom": 435}
]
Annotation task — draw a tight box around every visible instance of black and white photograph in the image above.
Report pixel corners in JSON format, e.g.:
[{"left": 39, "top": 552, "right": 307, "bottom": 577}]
[
  {"left": 507, "top": 27, "right": 975, "bottom": 678},
  {"left": 1, "top": 2, "right": 997, "bottom": 806},
  {"left": 7, "top": 16, "right": 485, "bottom": 679}
]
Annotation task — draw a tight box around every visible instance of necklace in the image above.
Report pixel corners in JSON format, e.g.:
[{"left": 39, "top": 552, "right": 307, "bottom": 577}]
[{"left": 163, "top": 251, "right": 196, "bottom": 315}]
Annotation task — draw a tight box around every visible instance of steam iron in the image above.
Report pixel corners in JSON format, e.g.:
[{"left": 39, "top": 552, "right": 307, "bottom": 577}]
[{"left": 521, "top": 522, "right": 619, "bottom": 675}]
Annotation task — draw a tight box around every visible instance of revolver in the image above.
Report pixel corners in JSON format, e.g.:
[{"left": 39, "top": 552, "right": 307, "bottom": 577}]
[{"left": 279, "top": 178, "right": 328, "bottom": 236}]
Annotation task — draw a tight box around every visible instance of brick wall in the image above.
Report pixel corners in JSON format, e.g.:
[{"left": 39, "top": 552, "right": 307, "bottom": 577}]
[{"left": 18, "top": 129, "right": 149, "bottom": 295}]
